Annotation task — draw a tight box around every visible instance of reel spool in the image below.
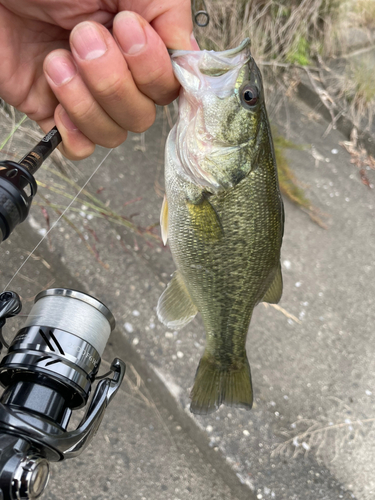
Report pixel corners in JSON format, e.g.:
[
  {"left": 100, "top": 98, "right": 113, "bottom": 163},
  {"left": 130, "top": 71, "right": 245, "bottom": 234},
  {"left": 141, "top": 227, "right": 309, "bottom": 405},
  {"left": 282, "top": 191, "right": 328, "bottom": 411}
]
[{"left": 0, "top": 288, "right": 115, "bottom": 418}]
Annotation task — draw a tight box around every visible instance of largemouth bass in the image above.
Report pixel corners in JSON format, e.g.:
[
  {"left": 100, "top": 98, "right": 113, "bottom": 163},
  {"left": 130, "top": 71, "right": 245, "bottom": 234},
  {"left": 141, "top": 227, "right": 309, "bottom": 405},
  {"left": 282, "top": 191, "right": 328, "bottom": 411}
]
[{"left": 158, "top": 39, "right": 284, "bottom": 415}]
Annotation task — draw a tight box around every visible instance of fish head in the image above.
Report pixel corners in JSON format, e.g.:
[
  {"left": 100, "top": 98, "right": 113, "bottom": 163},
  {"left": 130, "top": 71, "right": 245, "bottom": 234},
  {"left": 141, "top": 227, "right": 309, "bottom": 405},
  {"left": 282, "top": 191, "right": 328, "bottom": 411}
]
[{"left": 170, "top": 39, "right": 272, "bottom": 192}]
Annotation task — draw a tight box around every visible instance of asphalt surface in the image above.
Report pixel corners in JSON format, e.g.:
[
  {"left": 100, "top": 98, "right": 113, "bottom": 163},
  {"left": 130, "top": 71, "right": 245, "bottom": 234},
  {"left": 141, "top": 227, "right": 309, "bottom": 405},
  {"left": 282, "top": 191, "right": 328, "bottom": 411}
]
[{"left": 0, "top": 91, "right": 374, "bottom": 499}]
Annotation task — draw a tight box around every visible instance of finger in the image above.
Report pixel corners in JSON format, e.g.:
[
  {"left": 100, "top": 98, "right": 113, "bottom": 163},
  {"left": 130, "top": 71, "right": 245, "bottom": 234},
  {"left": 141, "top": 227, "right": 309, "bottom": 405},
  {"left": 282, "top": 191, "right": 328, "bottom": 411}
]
[
  {"left": 44, "top": 48, "right": 128, "bottom": 148},
  {"left": 148, "top": 0, "right": 195, "bottom": 50},
  {"left": 69, "top": 21, "right": 157, "bottom": 132},
  {"left": 113, "top": 11, "right": 179, "bottom": 106},
  {"left": 55, "top": 106, "right": 96, "bottom": 160},
  {"left": 37, "top": 107, "right": 95, "bottom": 161}
]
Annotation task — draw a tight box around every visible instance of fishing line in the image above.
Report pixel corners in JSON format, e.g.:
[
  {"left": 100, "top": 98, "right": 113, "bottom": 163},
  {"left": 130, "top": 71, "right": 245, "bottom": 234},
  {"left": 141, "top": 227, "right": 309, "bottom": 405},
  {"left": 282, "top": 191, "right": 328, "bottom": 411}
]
[{"left": 3, "top": 148, "right": 113, "bottom": 291}]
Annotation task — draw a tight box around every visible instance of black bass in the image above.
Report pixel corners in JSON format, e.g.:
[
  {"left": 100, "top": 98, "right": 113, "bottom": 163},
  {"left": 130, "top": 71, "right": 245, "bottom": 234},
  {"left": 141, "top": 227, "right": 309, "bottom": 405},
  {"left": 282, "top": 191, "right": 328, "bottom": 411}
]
[{"left": 158, "top": 39, "right": 284, "bottom": 415}]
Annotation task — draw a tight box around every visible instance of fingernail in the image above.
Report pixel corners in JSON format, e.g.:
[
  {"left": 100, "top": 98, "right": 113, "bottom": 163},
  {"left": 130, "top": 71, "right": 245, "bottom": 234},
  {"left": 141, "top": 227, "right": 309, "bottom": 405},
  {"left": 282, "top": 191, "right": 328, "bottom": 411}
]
[
  {"left": 71, "top": 22, "right": 107, "bottom": 60},
  {"left": 115, "top": 12, "right": 146, "bottom": 55},
  {"left": 45, "top": 55, "right": 77, "bottom": 86},
  {"left": 59, "top": 108, "right": 78, "bottom": 131},
  {"left": 190, "top": 33, "right": 200, "bottom": 51}
]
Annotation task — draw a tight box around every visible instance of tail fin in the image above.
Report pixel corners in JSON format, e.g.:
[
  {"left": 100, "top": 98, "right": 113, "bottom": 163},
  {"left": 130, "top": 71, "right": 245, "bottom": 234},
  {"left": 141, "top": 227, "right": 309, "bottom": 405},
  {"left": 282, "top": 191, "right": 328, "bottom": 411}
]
[{"left": 190, "top": 354, "right": 253, "bottom": 415}]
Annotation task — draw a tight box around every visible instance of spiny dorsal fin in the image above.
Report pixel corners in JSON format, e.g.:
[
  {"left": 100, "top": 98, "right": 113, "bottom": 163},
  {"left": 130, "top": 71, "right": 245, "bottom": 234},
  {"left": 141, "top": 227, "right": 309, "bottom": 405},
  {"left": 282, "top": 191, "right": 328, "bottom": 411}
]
[
  {"left": 262, "top": 263, "right": 283, "bottom": 304},
  {"left": 157, "top": 271, "right": 198, "bottom": 329},
  {"left": 160, "top": 195, "right": 169, "bottom": 245}
]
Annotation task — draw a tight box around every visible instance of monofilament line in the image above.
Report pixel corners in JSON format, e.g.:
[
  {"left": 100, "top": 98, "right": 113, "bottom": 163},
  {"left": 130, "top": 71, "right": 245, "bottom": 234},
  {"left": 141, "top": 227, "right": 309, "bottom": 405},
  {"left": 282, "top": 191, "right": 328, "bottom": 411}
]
[{"left": 3, "top": 149, "right": 113, "bottom": 291}]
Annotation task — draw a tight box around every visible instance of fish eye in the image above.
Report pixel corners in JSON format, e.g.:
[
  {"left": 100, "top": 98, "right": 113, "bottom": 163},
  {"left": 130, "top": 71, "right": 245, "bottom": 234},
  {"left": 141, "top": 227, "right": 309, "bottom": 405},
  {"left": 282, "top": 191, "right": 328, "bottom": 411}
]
[{"left": 240, "top": 85, "right": 259, "bottom": 108}]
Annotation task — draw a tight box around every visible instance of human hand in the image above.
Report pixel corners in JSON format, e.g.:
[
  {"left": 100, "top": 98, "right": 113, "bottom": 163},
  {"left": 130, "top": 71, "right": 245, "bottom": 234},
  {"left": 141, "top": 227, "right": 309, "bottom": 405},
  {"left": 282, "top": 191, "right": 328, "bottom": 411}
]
[{"left": 0, "top": 1, "right": 198, "bottom": 159}]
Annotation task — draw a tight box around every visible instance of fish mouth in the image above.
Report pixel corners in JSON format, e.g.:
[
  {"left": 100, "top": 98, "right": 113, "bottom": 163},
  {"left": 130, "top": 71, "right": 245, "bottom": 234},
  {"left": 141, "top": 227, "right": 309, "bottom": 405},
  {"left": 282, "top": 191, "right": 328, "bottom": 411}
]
[
  {"left": 170, "top": 39, "right": 251, "bottom": 89},
  {"left": 169, "top": 40, "right": 251, "bottom": 75}
]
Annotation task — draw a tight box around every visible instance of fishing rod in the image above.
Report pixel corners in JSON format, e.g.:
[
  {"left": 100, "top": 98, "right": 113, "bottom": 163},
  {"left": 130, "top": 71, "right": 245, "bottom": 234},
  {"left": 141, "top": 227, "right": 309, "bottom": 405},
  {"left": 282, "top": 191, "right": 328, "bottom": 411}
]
[{"left": 0, "top": 126, "right": 61, "bottom": 244}]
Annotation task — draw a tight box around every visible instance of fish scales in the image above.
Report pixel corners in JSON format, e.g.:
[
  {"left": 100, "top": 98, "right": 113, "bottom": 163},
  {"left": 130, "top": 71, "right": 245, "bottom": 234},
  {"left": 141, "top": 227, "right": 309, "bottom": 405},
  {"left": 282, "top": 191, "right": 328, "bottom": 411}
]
[{"left": 158, "top": 39, "right": 284, "bottom": 415}]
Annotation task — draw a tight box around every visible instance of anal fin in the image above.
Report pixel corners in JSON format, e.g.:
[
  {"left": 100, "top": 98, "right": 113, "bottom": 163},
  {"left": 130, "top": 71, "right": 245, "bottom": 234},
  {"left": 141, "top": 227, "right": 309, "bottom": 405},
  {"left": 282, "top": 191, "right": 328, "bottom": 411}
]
[
  {"left": 157, "top": 270, "right": 197, "bottom": 329},
  {"left": 262, "top": 263, "right": 283, "bottom": 304}
]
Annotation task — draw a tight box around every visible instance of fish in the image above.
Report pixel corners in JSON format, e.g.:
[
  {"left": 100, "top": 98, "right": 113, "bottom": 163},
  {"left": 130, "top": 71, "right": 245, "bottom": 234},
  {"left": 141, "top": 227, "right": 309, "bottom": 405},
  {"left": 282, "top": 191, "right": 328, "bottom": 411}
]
[{"left": 157, "top": 39, "right": 284, "bottom": 415}]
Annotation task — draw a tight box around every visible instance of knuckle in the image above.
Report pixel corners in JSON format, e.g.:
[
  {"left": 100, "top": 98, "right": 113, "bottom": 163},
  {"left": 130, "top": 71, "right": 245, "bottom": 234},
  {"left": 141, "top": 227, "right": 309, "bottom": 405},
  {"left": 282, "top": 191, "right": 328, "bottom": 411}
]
[
  {"left": 93, "top": 75, "right": 125, "bottom": 103},
  {"left": 137, "top": 68, "right": 178, "bottom": 106},
  {"left": 68, "top": 99, "right": 97, "bottom": 122},
  {"left": 141, "top": 66, "right": 168, "bottom": 89}
]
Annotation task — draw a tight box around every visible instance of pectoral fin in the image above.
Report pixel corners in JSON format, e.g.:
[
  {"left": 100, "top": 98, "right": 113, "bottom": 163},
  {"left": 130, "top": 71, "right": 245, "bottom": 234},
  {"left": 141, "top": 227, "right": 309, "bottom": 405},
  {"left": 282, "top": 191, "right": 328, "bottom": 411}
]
[
  {"left": 160, "top": 195, "right": 168, "bottom": 245},
  {"left": 187, "top": 196, "right": 224, "bottom": 243},
  {"left": 262, "top": 263, "right": 283, "bottom": 304},
  {"left": 157, "top": 270, "right": 198, "bottom": 329}
]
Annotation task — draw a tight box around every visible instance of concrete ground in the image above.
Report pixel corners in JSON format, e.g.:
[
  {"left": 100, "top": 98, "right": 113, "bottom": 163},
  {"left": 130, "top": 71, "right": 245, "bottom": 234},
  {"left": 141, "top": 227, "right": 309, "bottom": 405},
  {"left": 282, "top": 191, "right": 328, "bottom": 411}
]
[{"left": 0, "top": 89, "right": 374, "bottom": 499}]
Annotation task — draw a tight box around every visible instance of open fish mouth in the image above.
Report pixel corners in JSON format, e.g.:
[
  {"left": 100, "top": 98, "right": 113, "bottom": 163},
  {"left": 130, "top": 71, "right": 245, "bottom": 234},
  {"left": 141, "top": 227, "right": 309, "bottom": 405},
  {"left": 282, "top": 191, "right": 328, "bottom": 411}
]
[{"left": 170, "top": 39, "right": 252, "bottom": 93}]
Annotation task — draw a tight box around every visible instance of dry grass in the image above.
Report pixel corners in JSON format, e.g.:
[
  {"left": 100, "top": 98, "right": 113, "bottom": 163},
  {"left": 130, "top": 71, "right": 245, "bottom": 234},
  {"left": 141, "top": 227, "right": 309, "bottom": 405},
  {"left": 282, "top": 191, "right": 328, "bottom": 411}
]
[
  {"left": 272, "top": 398, "right": 375, "bottom": 464},
  {"left": 194, "top": 0, "right": 344, "bottom": 61},
  {"left": 353, "top": 0, "right": 375, "bottom": 29},
  {"left": 347, "top": 59, "right": 375, "bottom": 129}
]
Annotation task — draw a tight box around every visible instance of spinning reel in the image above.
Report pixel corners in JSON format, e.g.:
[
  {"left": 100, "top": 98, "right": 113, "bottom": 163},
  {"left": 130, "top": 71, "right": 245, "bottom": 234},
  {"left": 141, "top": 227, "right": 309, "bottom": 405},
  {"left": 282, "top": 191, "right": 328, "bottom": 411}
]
[{"left": 0, "top": 288, "right": 125, "bottom": 500}]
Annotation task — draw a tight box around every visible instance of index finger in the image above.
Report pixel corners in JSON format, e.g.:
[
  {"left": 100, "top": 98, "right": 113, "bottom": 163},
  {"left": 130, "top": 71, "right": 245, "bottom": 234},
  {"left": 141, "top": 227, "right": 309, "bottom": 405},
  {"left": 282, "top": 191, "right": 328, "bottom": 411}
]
[
  {"left": 119, "top": 0, "right": 197, "bottom": 50},
  {"left": 151, "top": 1, "right": 194, "bottom": 50}
]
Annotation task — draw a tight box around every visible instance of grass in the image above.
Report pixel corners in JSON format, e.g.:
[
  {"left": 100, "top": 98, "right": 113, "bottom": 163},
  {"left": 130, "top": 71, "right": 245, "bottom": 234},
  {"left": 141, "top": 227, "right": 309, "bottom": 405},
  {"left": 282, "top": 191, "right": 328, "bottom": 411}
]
[
  {"left": 194, "top": 0, "right": 343, "bottom": 61},
  {"left": 0, "top": 115, "right": 27, "bottom": 151},
  {"left": 353, "top": 0, "right": 375, "bottom": 28},
  {"left": 349, "top": 60, "right": 375, "bottom": 129},
  {"left": 286, "top": 36, "right": 311, "bottom": 66},
  {"left": 272, "top": 415, "right": 375, "bottom": 462},
  {"left": 352, "top": 63, "right": 375, "bottom": 105},
  {"left": 326, "top": 57, "right": 375, "bottom": 131},
  {"left": 273, "top": 133, "right": 309, "bottom": 210}
]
